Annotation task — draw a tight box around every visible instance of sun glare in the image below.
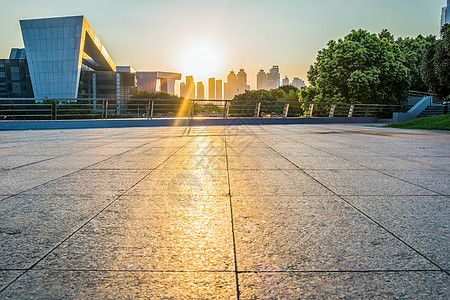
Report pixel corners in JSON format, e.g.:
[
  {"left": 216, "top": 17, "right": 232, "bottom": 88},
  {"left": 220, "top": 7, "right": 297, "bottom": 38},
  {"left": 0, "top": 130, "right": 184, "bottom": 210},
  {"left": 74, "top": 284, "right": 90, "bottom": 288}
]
[{"left": 180, "top": 43, "right": 221, "bottom": 80}]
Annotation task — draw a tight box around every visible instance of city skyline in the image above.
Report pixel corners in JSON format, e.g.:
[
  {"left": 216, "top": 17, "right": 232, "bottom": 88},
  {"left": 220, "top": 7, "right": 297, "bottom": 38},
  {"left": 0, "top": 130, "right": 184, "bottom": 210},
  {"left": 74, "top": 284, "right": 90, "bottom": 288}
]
[{"left": 0, "top": 0, "right": 446, "bottom": 92}]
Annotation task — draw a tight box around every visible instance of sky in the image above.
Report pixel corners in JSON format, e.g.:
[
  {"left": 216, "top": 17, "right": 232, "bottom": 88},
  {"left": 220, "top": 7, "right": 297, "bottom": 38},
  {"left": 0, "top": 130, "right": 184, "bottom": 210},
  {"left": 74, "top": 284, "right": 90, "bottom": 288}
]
[{"left": 0, "top": 0, "right": 446, "bottom": 92}]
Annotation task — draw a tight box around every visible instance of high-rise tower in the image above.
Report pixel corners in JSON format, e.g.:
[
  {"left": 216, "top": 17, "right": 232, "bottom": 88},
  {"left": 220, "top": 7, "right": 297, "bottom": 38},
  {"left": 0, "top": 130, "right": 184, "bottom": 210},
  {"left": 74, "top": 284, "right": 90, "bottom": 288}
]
[
  {"left": 185, "top": 75, "right": 195, "bottom": 99},
  {"left": 216, "top": 79, "right": 223, "bottom": 100},
  {"left": 266, "top": 66, "right": 280, "bottom": 89},
  {"left": 442, "top": 1, "right": 450, "bottom": 32},
  {"left": 224, "top": 71, "right": 237, "bottom": 99},
  {"left": 237, "top": 68, "right": 249, "bottom": 94},
  {"left": 197, "top": 81, "right": 205, "bottom": 99},
  {"left": 257, "top": 69, "right": 267, "bottom": 90},
  {"left": 208, "top": 78, "right": 216, "bottom": 100}
]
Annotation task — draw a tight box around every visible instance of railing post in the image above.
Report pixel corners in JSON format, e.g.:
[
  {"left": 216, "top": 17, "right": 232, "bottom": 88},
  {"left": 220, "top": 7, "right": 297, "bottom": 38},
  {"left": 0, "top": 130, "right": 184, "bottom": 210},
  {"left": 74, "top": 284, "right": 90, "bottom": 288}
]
[
  {"left": 283, "top": 103, "right": 290, "bottom": 118},
  {"left": 348, "top": 105, "right": 355, "bottom": 117},
  {"left": 364, "top": 106, "right": 370, "bottom": 117},
  {"left": 308, "top": 104, "right": 314, "bottom": 117},
  {"left": 329, "top": 104, "right": 336, "bottom": 117},
  {"left": 105, "top": 100, "right": 109, "bottom": 120},
  {"left": 223, "top": 101, "right": 230, "bottom": 119},
  {"left": 254, "top": 101, "right": 261, "bottom": 118},
  {"left": 190, "top": 100, "right": 194, "bottom": 119},
  {"left": 51, "top": 100, "right": 56, "bottom": 120}
]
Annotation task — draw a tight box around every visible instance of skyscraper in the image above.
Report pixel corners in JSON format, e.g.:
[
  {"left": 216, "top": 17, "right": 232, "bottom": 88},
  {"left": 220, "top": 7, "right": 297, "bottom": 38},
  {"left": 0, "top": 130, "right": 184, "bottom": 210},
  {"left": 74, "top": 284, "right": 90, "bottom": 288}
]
[
  {"left": 224, "top": 71, "right": 237, "bottom": 99},
  {"left": 237, "top": 68, "right": 250, "bottom": 94},
  {"left": 442, "top": 1, "right": 450, "bottom": 32},
  {"left": 208, "top": 78, "right": 216, "bottom": 100},
  {"left": 266, "top": 66, "right": 280, "bottom": 89},
  {"left": 197, "top": 81, "right": 205, "bottom": 99},
  {"left": 257, "top": 69, "right": 267, "bottom": 90},
  {"left": 291, "top": 77, "right": 306, "bottom": 89},
  {"left": 216, "top": 79, "right": 223, "bottom": 100},
  {"left": 180, "top": 82, "right": 187, "bottom": 98},
  {"left": 282, "top": 76, "right": 290, "bottom": 86},
  {"left": 185, "top": 75, "right": 195, "bottom": 99}
]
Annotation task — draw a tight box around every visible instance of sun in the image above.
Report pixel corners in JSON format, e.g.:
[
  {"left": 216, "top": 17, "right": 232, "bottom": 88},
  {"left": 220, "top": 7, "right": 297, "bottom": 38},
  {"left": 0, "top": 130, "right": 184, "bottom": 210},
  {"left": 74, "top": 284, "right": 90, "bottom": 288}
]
[{"left": 179, "top": 42, "right": 221, "bottom": 80}]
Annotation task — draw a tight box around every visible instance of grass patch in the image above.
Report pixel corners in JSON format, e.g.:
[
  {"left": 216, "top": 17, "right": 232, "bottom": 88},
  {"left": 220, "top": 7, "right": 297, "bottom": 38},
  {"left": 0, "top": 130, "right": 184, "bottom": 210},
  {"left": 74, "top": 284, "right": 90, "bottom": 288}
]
[{"left": 386, "top": 115, "right": 450, "bottom": 131}]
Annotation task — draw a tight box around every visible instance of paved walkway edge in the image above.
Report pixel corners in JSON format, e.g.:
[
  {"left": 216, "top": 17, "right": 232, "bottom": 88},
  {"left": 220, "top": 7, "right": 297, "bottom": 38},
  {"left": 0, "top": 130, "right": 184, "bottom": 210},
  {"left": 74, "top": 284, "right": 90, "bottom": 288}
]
[{"left": 0, "top": 117, "right": 378, "bottom": 130}]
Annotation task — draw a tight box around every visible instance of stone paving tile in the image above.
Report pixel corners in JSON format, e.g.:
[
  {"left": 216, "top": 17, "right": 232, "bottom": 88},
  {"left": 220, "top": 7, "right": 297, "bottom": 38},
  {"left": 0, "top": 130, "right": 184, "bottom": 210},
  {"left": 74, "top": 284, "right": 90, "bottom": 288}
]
[
  {"left": 159, "top": 155, "right": 227, "bottom": 170},
  {"left": 128, "top": 169, "right": 229, "bottom": 196},
  {"left": 23, "top": 155, "right": 113, "bottom": 170},
  {"left": 239, "top": 271, "right": 449, "bottom": 299},
  {"left": 1, "top": 270, "right": 237, "bottom": 299},
  {"left": 380, "top": 169, "right": 450, "bottom": 195},
  {"left": 227, "top": 154, "right": 297, "bottom": 170},
  {"left": 0, "top": 155, "right": 57, "bottom": 170},
  {"left": 229, "top": 170, "right": 333, "bottom": 196},
  {"left": 125, "top": 147, "right": 180, "bottom": 157},
  {"left": 0, "top": 194, "right": 115, "bottom": 269},
  {"left": 346, "top": 156, "right": 433, "bottom": 170},
  {"left": 401, "top": 156, "right": 450, "bottom": 171},
  {"left": 232, "top": 196, "right": 437, "bottom": 272},
  {"left": 305, "top": 169, "right": 437, "bottom": 196},
  {"left": 37, "top": 195, "right": 234, "bottom": 271},
  {"left": 286, "top": 154, "right": 366, "bottom": 170},
  {"left": 86, "top": 155, "right": 169, "bottom": 170},
  {"left": 0, "top": 271, "right": 23, "bottom": 292},
  {"left": 0, "top": 167, "right": 74, "bottom": 195},
  {"left": 24, "top": 170, "right": 149, "bottom": 197},
  {"left": 344, "top": 195, "right": 450, "bottom": 270}
]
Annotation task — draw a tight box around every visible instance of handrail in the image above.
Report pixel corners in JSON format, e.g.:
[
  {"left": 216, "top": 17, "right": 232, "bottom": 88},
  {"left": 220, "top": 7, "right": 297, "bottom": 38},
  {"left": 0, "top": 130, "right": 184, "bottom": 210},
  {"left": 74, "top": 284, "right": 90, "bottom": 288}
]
[{"left": 0, "top": 98, "right": 401, "bottom": 121}]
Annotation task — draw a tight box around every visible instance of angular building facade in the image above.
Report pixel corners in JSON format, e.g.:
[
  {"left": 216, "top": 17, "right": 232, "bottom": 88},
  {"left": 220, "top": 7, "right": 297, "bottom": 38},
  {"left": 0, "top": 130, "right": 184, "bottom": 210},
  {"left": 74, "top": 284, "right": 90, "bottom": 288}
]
[
  {"left": 20, "top": 16, "right": 116, "bottom": 99},
  {"left": 1, "top": 15, "right": 181, "bottom": 100}
]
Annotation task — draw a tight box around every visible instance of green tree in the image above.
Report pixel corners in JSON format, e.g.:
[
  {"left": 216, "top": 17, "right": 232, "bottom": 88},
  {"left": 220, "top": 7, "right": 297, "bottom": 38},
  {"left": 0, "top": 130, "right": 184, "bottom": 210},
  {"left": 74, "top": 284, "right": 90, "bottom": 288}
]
[
  {"left": 396, "top": 34, "right": 436, "bottom": 92},
  {"left": 308, "top": 29, "right": 410, "bottom": 105},
  {"left": 421, "top": 24, "right": 450, "bottom": 99}
]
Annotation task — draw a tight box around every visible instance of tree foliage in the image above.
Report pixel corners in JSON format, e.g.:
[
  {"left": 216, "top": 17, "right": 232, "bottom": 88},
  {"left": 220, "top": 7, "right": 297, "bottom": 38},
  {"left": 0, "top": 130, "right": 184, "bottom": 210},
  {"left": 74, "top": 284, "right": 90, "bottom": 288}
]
[
  {"left": 421, "top": 24, "right": 450, "bottom": 99},
  {"left": 304, "top": 29, "right": 437, "bottom": 105}
]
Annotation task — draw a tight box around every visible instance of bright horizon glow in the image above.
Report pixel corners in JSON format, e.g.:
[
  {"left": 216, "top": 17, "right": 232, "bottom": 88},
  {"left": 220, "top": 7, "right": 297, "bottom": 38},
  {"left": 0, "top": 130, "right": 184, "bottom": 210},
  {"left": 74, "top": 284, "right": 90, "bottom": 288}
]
[
  {"left": 179, "top": 42, "right": 223, "bottom": 83},
  {"left": 0, "top": 0, "right": 445, "bottom": 90}
]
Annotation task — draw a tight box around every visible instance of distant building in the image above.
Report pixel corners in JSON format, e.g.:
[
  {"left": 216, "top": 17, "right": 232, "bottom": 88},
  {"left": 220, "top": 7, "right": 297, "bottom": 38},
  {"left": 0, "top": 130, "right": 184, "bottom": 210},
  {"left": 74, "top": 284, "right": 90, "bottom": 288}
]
[
  {"left": 208, "top": 78, "right": 215, "bottom": 100},
  {"left": 1, "top": 15, "right": 181, "bottom": 100},
  {"left": 197, "top": 81, "right": 205, "bottom": 99},
  {"left": 291, "top": 77, "right": 306, "bottom": 89},
  {"left": 257, "top": 69, "right": 267, "bottom": 90},
  {"left": 216, "top": 79, "right": 223, "bottom": 100},
  {"left": 136, "top": 72, "right": 181, "bottom": 95},
  {"left": 266, "top": 66, "right": 280, "bottom": 89},
  {"left": 0, "top": 49, "right": 34, "bottom": 98},
  {"left": 185, "top": 75, "right": 195, "bottom": 99},
  {"left": 442, "top": 1, "right": 450, "bottom": 33},
  {"left": 236, "top": 68, "right": 250, "bottom": 94},
  {"left": 180, "top": 82, "right": 187, "bottom": 98},
  {"left": 282, "top": 76, "right": 290, "bottom": 86},
  {"left": 224, "top": 71, "right": 237, "bottom": 99}
]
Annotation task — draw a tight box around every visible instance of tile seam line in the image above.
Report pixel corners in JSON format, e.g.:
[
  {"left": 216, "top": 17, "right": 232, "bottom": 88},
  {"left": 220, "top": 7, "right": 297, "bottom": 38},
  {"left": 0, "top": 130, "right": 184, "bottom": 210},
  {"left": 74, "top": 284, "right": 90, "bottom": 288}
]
[
  {"left": 224, "top": 134, "right": 241, "bottom": 300},
  {"left": 1, "top": 130, "right": 135, "bottom": 172},
  {"left": 0, "top": 135, "right": 168, "bottom": 203},
  {"left": 0, "top": 127, "right": 205, "bottom": 294},
  {"left": 277, "top": 126, "right": 449, "bottom": 197},
  {"left": 2, "top": 269, "right": 444, "bottom": 273},
  {"left": 244, "top": 127, "right": 450, "bottom": 276}
]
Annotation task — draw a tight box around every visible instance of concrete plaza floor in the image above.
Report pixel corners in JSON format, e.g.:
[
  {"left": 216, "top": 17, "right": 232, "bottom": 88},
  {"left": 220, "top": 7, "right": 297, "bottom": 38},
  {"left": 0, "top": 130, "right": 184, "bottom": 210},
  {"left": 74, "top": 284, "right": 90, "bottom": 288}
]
[{"left": 0, "top": 124, "right": 448, "bottom": 298}]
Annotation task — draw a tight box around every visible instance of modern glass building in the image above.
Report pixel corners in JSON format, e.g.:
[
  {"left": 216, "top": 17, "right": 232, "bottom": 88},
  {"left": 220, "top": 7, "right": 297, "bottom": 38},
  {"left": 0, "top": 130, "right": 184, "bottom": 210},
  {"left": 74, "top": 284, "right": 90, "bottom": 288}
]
[
  {"left": 442, "top": 1, "right": 450, "bottom": 30},
  {"left": 0, "top": 49, "right": 34, "bottom": 98},
  {"left": 1, "top": 15, "right": 180, "bottom": 100}
]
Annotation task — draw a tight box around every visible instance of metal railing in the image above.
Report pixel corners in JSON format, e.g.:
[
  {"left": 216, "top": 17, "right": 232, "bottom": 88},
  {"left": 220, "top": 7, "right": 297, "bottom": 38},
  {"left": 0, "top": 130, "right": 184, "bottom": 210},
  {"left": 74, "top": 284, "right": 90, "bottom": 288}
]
[{"left": 0, "top": 98, "right": 401, "bottom": 120}]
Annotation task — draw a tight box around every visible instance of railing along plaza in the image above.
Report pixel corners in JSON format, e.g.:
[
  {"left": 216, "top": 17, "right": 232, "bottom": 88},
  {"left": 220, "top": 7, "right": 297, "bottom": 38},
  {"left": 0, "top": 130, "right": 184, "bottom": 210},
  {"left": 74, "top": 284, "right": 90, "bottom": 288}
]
[{"left": 0, "top": 98, "right": 401, "bottom": 120}]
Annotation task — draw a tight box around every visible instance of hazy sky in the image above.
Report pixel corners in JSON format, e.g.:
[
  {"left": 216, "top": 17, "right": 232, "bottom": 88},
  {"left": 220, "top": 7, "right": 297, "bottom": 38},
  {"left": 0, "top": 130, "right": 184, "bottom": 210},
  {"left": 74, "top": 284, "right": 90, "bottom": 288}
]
[{"left": 0, "top": 0, "right": 445, "bottom": 90}]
